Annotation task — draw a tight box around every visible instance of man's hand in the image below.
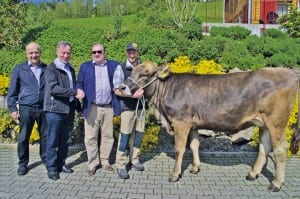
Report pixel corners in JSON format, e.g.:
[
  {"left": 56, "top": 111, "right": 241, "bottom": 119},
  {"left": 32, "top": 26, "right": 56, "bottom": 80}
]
[
  {"left": 11, "top": 111, "right": 19, "bottom": 120},
  {"left": 132, "top": 88, "right": 144, "bottom": 99},
  {"left": 76, "top": 88, "right": 85, "bottom": 99}
]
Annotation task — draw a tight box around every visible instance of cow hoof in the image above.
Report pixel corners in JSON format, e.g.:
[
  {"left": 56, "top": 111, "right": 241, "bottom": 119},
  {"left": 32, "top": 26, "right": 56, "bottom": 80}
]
[
  {"left": 268, "top": 183, "right": 281, "bottom": 192},
  {"left": 189, "top": 168, "right": 200, "bottom": 174},
  {"left": 168, "top": 175, "right": 180, "bottom": 182},
  {"left": 245, "top": 173, "right": 258, "bottom": 181}
]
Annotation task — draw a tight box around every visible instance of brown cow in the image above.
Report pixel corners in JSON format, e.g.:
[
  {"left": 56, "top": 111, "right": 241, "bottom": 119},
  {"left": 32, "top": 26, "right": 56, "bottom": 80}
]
[{"left": 119, "top": 61, "right": 300, "bottom": 192}]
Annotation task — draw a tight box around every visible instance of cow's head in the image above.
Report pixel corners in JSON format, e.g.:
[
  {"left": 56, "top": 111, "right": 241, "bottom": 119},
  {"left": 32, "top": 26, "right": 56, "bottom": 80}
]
[{"left": 119, "top": 60, "right": 170, "bottom": 96}]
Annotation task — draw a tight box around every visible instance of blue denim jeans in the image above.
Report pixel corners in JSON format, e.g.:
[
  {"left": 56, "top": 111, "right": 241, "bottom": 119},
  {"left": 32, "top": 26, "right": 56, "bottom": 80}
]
[
  {"left": 45, "top": 107, "right": 74, "bottom": 172},
  {"left": 18, "top": 105, "right": 47, "bottom": 167}
]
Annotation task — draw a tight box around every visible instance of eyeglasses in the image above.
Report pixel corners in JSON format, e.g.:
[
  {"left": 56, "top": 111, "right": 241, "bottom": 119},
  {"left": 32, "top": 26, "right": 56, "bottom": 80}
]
[{"left": 92, "top": 50, "right": 104, "bottom": 54}]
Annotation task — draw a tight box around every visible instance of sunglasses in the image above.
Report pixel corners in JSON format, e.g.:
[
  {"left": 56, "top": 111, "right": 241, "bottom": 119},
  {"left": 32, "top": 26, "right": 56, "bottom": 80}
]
[{"left": 92, "top": 50, "right": 104, "bottom": 54}]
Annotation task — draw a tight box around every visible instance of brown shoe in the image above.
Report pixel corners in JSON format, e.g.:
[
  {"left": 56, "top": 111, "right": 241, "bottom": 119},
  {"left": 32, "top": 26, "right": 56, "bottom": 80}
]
[
  {"left": 102, "top": 164, "right": 113, "bottom": 171},
  {"left": 87, "top": 168, "right": 96, "bottom": 176}
]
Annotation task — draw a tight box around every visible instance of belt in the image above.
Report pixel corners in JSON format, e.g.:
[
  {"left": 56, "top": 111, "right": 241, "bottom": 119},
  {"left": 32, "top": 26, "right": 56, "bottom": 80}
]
[{"left": 92, "top": 103, "right": 111, "bottom": 108}]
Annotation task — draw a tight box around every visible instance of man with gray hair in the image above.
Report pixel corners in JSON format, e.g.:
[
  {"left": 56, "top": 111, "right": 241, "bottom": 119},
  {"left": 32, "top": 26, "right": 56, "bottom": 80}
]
[
  {"left": 7, "top": 42, "right": 47, "bottom": 176},
  {"left": 43, "top": 41, "right": 84, "bottom": 180}
]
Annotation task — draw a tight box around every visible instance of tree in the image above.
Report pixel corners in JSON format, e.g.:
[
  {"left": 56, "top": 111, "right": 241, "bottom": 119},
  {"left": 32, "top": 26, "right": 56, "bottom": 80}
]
[
  {"left": 0, "top": 0, "right": 27, "bottom": 48},
  {"left": 165, "top": 0, "right": 198, "bottom": 27},
  {"left": 278, "top": 9, "right": 300, "bottom": 38}
]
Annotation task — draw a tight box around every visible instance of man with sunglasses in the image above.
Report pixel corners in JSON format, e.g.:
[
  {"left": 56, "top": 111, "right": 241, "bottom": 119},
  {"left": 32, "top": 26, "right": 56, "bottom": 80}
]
[{"left": 77, "top": 43, "right": 122, "bottom": 176}]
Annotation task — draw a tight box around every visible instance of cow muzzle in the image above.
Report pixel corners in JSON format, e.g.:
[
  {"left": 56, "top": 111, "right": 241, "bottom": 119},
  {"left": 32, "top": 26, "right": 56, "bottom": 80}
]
[{"left": 119, "top": 84, "right": 134, "bottom": 96}]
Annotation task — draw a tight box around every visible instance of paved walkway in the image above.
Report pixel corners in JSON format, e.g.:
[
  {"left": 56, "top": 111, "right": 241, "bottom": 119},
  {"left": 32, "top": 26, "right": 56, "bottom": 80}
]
[{"left": 0, "top": 144, "right": 299, "bottom": 199}]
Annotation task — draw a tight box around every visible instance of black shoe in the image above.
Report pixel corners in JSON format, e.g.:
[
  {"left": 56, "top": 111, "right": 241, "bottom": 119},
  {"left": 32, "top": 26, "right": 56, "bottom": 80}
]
[
  {"left": 117, "top": 168, "right": 129, "bottom": 179},
  {"left": 47, "top": 171, "right": 60, "bottom": 180},
  {"left": 62, "top": 165, "right": 74, "bottom": 173},
  {"left": 17, "top": 166, "right": 28, "bottom": 176},
  {"left": 132, "top": 162, "right": 144, "bottom": 171}
]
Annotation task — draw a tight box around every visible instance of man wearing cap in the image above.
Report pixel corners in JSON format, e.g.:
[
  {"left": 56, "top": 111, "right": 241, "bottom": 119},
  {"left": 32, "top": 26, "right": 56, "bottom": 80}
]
[{"left": 113, "top": 42, "right": 146, "bottom": 179}]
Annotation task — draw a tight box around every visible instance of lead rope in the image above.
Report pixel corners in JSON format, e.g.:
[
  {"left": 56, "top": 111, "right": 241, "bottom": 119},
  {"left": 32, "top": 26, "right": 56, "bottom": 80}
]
[{"left": 127, "top": 76, "right": 157, "bottom": 121}]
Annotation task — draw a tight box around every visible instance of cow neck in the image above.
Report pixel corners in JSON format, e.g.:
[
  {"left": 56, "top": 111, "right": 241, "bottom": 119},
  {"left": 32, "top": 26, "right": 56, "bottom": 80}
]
[{"left": 145, "top": 79, "right": 163, "bottom": 110}]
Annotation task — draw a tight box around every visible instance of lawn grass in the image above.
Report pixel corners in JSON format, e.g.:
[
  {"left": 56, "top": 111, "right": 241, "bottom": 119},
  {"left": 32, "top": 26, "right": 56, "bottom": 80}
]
[{"left": 53, "top": 1, "right": 223, "bottom": 29}]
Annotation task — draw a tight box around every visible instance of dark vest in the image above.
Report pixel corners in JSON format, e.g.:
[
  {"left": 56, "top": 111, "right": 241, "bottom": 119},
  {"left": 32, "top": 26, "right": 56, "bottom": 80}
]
[{"left": 118, "top": 63, "right": 143, "bottom": 111}]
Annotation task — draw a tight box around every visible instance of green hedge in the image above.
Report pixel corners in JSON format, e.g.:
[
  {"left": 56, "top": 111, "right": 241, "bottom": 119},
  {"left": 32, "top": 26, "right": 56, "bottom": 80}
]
[{"left": 1, "top": 17, "right": 300, "bottom": 75}]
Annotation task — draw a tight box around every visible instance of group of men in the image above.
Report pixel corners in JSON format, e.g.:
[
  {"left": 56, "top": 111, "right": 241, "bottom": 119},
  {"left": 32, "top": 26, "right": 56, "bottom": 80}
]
[{"left": 7, "top": 41, "right": 145, "bottom": 180}]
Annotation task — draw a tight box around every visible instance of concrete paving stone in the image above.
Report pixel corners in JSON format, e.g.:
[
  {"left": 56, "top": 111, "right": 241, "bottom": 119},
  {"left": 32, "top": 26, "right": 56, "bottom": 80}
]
[
  {"left": 0, "top": 192, "right": 15, "bottom": 198},
  {"left": 202, "top": 189, "right": 221, "bottom": 196},
  {"left": 0, "top": 185, "right": 15, "bottom": 193},
  {"left": 179, "top": 194, "right": 197, "bottom": 199},
  {"left": 127, "top": 193, "right": 144, "bottom": 199},
  {"left": 77, "top": 190, "right": 95, "bottom": 198},
  {"left": 120, "top": 187, "right": 138, "bottom": 194},
  {"left": 109, "top": 192, "right": 128, "bottom": 199},
  {"left": 88, "top": 185, "right": 106, "bottom": 192},
  {"left": 99, "top": 182, "right": 116, "bottom": 188},
  {"left": 138, "top": 179, "right": 155, "bottom": 185},
  {"left": 1, "top": 144, "right": 300, "bottom": 198},
  {"left": 59, "top": 189, "right": 79, "bottom": 197},
  {"left": 144, "top": 194, "right": 162, "bottom": 199},
  {"left": 26, "top": 186, "right": 47, "bottom": 194},
  {"left": 92, "top": 191, "right": 111, "bottom": 198},
  {"left": 84, "top": 180, "right": 101, "bottom": 187},
  {"left": 169, "top": 188, "right": 188, "bottom": 195},
  {"left": 145, "top": 183, "right": 161, "bottom": 189},
  {"left": 136, "top": 188, "right": 154, "bottom": 194},
  {"left": 161, "top": 183, "right": 178, "bottom": 189},
  {"left": 153, "top": 188, "right": 171, "bottom": 194},
  {"left": 196, "top": 196, "right": 215, "bottom": 199},
  {"left": 104, "top": 187, "right": 122, "bottom": 193},
  {"left": 161, "top": 194, "right": 180, "bottom": 199},
  {"left": 44, "top": 188, "right": 62, "bottom": 195},
  {"left": 11, "top": 193, "right": 32, "bottom": 199}
]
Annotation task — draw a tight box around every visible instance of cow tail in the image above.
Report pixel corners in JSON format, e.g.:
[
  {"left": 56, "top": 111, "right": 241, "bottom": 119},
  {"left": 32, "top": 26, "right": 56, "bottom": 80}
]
[{"left": 290, "top": 79, "right": 300, "bottom": 154}]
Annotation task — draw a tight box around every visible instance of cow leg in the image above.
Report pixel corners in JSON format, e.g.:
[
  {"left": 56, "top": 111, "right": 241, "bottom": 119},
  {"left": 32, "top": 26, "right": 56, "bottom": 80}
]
[
  {"left": 169, "top": 122, "right": 190, "bottom": 182},
  {"left": 268, "top": 130, "right": 288, "bottom": 192},
  {"left": 246, "top": 127, "right": 272, "bottom": 181},
  {"left": 189, "top": 130, "right": 200, "bottom": 174}
]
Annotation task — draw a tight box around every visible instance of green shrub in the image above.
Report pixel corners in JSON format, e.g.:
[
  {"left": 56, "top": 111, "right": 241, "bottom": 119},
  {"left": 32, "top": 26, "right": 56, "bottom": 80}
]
[
  {"left": 266, "top": 53, "right": 297, "bottom": 67},
  {"left": 0, "top": 49, "right": 25, "bottom": 74},
  {"left": 262, "top": 28, "right": 287, "bottom": 39},
  {"left": 176, "top": 19, "right": 203, "bottom": 41},
  {"left": 210, "top": 26, "right": 251, "bottom": 40},
  {"left": 188, "top": 36, "right": 227, "bottom": 62},
  {"left": 146, "top": 14, "right": 174, "bottom": 29},
  {"left": 221, "top": 41, "right": 264, "bottom": 70},
  {"left": 244, "top": 35, "right": 265, "bottom": 56}
]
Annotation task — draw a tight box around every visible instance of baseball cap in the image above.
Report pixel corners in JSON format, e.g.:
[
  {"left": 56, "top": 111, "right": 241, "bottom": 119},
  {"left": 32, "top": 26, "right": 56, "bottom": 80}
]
[{"left": 126, "top": 42, "right": 139, "bottom": 51}]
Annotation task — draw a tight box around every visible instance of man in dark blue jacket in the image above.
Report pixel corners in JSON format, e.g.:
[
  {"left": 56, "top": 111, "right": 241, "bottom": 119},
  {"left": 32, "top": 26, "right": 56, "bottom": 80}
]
[
  {"left": 7, "top": 42, "right": 47, "bottom": 176},
  {"left": 77, "top": 43, "right": 121, "bottom": 176}
]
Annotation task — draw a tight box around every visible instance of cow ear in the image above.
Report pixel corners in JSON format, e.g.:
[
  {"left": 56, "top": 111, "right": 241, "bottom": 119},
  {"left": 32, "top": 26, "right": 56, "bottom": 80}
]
[{"left": 157, "top": 65, "right": 170, "bottom": 79}]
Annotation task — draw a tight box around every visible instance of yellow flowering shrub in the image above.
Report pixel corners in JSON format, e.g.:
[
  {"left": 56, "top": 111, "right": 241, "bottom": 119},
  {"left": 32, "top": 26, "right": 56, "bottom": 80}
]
[
  {"left": 168, "top": 56, "right": 224, "bottom": 74},
  {"left": 0, "top": 108, "right": 40, "bottom": 144},
  {"left": 0, "top": 74, "right": 10, "bottom": 96},
  {"left": 29, "top": 123, "right": 40, "bottom": 144}
]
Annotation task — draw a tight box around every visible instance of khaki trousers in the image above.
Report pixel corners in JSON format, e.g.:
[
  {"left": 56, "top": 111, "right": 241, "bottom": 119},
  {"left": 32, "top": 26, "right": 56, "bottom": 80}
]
[
  {"left": 116, "top": 110, "right": 145, "bottom": 168},
  {"left": 84, "top": 104, "right": 114, "bottom": 170}
]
